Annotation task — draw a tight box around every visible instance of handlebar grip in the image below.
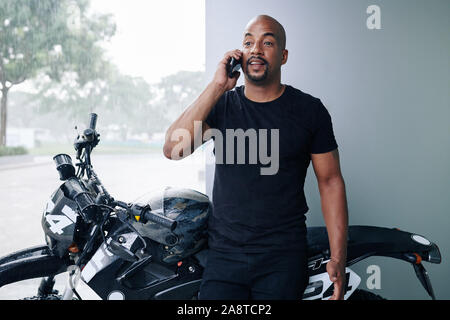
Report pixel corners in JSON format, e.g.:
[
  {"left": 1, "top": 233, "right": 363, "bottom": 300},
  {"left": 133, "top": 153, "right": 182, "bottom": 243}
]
[
  {"left": 89, "top": 113, "right": 98, "bottom": 131},
  {"left": 143, "top": 210, "right": 177, "bottom": 231}
]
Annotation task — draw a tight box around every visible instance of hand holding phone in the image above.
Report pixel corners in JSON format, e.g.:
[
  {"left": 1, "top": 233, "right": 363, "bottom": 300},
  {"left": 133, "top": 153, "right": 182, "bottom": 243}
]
[{"left": 212, "top": 50, "right": 242, "bottom": 92}]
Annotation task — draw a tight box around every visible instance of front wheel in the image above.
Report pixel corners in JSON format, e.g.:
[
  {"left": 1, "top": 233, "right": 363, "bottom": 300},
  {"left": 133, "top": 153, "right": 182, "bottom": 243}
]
[
  {"left": 347, "top": 289, "right": 386, "bottom": 300},
  {"left": 21, "top": 293, "right": 63, "bottom": 300},
  {"left": 21, "top": 293, "right": 78, "bottom": 300}
]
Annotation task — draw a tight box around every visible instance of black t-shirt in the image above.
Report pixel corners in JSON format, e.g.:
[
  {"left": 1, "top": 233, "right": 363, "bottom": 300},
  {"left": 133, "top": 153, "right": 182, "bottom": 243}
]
[{"left": 205, "top": 85, "right": 338, "bottom": 252}]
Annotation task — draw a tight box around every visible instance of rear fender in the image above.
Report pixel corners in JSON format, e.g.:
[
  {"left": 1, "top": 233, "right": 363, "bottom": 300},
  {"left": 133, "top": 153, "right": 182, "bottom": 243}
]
[
  {"left": 344, "top": 226, "right": 441, "bottom": 300},
  {"left": 307, "top": 226, "right": 441, "bottom": 265},
  {"left": 345, "top": 226, "right": 441, "bottom": 266},
  {"left": 0, "top": 245, "right": 68, "bottom": 288},
  {"left": 307, "top": 226, "right": 442, "bottom": 300}
]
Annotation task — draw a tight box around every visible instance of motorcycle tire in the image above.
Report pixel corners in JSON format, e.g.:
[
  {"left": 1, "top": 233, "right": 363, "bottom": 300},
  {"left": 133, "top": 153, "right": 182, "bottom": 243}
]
[
  {"left": 347, "top": 289, "right": 386, "bottom": 300},
  {"left": 21, "top": 294, "right": 64, "bottom": 300},
  {"left": 20, "top": 294, "right": 78, "bottom": 300}
]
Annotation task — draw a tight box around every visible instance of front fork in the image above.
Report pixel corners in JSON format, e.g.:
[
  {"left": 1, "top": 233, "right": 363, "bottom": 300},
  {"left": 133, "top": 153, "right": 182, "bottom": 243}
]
[
  {"left": 37, "top": 276, "right": 57, "bottom": 297},
  {"left": 62, "top": 266, "right": 82, "bottom": 300},
  {"left": 37, "top": 266, "right": 82, "bottom": 300}
]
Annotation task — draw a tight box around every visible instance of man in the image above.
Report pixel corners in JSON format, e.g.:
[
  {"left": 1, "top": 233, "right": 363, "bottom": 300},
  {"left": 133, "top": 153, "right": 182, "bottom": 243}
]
[{"left": 163, "top": 15, "right": 348, "bottom": 300}]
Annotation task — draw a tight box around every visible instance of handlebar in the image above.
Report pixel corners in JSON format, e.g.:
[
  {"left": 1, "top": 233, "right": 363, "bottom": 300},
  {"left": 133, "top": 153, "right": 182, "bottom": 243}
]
[
  {"left": 143, "top": 209, "right": 177, "bottom": 231},
  {"left": 74, "top": 113, "right": 100, "bottom": 160},
  {"left": 66, "top": 114, "right": 176, "bottom": 231},
  {"left": 89, "top": 113, "right": 98, "bottom": 131},
  {"left": 125, "top": 203, "right": 177, "bottom": 231}
]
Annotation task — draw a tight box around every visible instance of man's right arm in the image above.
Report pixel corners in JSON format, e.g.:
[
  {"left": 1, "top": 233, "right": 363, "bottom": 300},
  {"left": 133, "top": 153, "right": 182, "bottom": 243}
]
[{"left": 163, "top": 50, "right": 242, "bottom": 160}]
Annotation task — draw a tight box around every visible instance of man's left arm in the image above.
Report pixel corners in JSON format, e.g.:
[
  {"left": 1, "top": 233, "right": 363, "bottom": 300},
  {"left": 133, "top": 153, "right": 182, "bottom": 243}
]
[{"left": 311, "top": 148, "right": 349, "bottom": 300}]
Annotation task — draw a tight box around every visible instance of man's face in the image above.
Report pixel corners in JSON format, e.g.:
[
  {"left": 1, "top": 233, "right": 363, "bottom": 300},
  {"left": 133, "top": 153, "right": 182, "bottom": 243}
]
[{"left": 242, "top": 18, "right": 287, "bottom": 83}]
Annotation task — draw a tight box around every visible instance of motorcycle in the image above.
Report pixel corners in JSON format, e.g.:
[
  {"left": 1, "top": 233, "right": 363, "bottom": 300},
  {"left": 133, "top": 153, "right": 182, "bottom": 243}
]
[{"left": 0, "top": 114, "right": 442, "bottom": 300}]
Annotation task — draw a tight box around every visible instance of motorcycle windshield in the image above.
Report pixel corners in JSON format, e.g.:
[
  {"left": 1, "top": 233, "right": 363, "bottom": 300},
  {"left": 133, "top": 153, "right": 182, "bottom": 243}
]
[
  {"left": 132, "top": 186, "right": 169, "bottom": 215},
  {"left": 133, "top": 186, "right": 210, "bottom": 218}
]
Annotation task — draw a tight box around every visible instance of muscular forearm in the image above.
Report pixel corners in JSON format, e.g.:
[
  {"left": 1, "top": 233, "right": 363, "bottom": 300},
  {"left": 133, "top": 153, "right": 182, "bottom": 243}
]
[
  {"left": 164, "top": 50, "right": 242, "bottom": 160},
  {"left": 318, "top": 176, "right": 348, "bottom": 264},
  {"left": 163, "top": 82, "right": 225, "bottom": 159}
]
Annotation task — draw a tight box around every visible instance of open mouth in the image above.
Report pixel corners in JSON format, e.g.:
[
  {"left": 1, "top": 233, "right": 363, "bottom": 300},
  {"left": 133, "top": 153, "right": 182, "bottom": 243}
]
[
  {"left": 247, "top": 58, "right": 267, "bottom": 72},
  {"left": 248, "top": 58, "right": 267, "bottom": 66}
]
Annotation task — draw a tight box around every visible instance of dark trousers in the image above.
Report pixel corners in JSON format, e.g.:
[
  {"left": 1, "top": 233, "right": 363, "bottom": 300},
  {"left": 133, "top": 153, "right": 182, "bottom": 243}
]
[{"left": 198, "top": 248, "right": 309, "bottom": 300}]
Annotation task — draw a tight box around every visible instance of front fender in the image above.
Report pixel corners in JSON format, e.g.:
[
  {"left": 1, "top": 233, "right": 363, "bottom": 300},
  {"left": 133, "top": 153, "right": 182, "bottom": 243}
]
[{"left": 0, "top": 245, "right": 68, "bottom": 288}]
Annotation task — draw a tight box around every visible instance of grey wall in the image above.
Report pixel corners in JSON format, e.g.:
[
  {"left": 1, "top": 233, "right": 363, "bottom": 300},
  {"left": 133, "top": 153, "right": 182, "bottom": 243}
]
[{"left": 205, "top": 0, "right": 450, "bottom": 299}]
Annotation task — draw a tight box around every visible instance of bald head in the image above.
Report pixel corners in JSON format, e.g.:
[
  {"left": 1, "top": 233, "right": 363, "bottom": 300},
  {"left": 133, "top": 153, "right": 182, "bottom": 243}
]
[{"left": 245, "top": 15, "right": 286, "bottom": 50}]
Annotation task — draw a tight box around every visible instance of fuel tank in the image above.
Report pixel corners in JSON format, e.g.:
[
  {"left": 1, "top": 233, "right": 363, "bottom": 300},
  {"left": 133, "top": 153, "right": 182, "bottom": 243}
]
[{"left": 131, "top": 187, "right": 211, "bottom": 264}]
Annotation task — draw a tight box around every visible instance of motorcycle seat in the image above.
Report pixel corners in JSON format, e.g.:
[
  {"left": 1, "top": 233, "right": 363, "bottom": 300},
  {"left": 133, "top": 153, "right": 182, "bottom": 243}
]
[{"left": 306, "top": 227, "right": 330, "bottom": 257}]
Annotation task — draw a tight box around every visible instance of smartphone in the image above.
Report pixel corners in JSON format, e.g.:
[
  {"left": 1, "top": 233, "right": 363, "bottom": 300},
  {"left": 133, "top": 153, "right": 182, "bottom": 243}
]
[{"left": 227, "top": 57, "right": 242, "bottom": 78}]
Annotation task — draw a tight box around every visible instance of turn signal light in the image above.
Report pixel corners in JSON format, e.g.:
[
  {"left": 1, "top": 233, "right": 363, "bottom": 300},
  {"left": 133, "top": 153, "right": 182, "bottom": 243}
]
[
  {"left": 68, "top": 242, "right": 80, "bottom": 253},
  {"left": 413, "top": 253, "right": 422, "bottom": 264}
]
